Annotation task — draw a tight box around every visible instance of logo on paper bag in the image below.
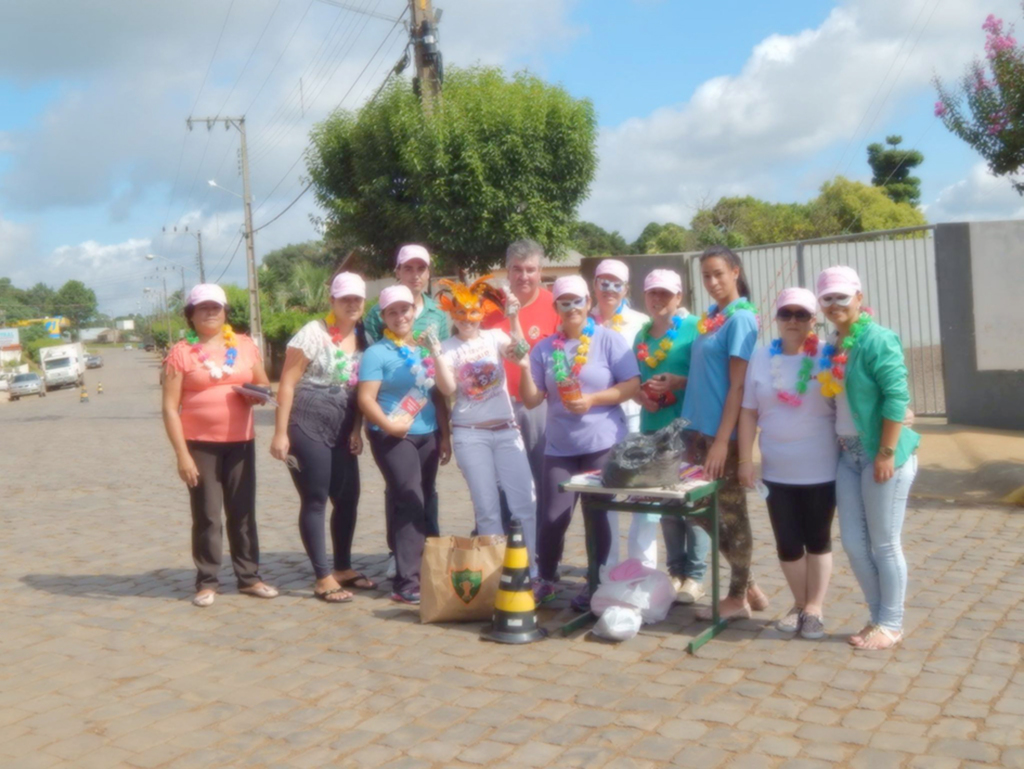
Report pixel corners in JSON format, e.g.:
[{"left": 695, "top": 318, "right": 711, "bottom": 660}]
[{"left": 451, "top": 568, "right": 483, "bottom": 604}]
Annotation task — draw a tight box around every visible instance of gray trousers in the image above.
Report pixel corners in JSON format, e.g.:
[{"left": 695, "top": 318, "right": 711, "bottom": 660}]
[{"left": 498, "top": 399, "right": 547, "bottom": 531}]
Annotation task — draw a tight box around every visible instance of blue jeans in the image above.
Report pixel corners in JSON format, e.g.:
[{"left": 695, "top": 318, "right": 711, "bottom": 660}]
[
  {"left": 661, "top": 518, "right": 710, "bottom": 582},
  {"left": 836, "top": 438, "right": 917, "bottom": 631}
]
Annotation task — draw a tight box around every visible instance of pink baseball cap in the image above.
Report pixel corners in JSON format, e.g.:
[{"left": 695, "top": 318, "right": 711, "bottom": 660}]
[
  {"left": 552, "top": 275, "right": 590, "bottom": 300},
  {"left": 330, "top": 272, "right": 366, "bottom": 299},
  {"left": 396, "top": 244, "right": 430, "bottom": 267},
  {"left": 378, "top": 285, "right": 415, "bottom": 311},
  {"left": 644, "top": 269, "right": 682, "bottom": 294},
  {"left": 186, "top": 283, "right": 228, "bottom": 307},
  {"left": 774, "top": 287, "right": 817, "bottom": 315},
  {"left": 594, "top": 259, "right": 629, "bottom": 283},
  {"left": 816, "top": 266, "right": 862, "bottom": 299}
]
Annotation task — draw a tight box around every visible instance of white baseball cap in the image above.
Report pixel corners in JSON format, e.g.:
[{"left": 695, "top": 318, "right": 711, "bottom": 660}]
[{"left": 396, "top": 244, "right": 430, "bottom": 267}]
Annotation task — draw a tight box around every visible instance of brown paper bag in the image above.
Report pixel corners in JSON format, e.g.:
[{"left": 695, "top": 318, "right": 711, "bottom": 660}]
[{"left": 419, "top": 535, "right": 507, "bottom": 623}]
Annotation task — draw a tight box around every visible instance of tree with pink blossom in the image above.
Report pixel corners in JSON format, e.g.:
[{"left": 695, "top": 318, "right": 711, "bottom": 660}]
[{"left": 934, "top": 7, "right": 1024, "bottom": 194}]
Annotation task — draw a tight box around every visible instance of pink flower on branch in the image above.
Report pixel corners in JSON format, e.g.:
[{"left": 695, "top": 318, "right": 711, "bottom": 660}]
[{"left": 934, "top": 100, "right": 948, "bottom": 117}]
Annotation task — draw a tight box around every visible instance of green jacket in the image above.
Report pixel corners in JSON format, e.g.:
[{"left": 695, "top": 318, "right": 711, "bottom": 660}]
[
  {"left": 363, "top": 292, "right": 451, "bottom": 344},
  {"left": 843, "top": 322, "right": 920, "bottom": 467}
]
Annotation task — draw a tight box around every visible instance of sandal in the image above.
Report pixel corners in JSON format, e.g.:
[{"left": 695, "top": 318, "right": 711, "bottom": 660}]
[
  {"left": 696, "top": 602, "right": 752, "bottom": 622},
  {"left": 239, "top": 583, "right": 279, "bottom": 599},
  {"left": 314, "top": 587, "right": 354, "bottom": 604},
  {"left": 854, "top": 625, "right": 902, "bottom": 650},
  {"left": 848, "top": 623, "right": 875, "bottom": 646},
  {"left": 192, "top": 590, "right": 216, "bottom": 608},
  {"left": 338, "top": 572, "right": 378, "bottom": 591}
]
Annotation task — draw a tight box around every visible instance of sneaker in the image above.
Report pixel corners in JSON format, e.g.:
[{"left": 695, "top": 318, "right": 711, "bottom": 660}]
[
  {"left": 675, "top": 577, "right": 705, "bottom": 605},
  {"left": 385, "top": 554, "right": 396, "bottom": 580},
  {"left": 532, "top": 579, "right": 558, "bottom": 605},
  {"left": 775, "top": 606, "right": 803, "bottom": 634},
  {"left": 800, "top": 612, "right": 825, "bottom": 640},
  {"left": 570, "top": 588, "right": 591, "bottom": 613},
  {"left": 390, "top": 591, "right": 420, "bottom": 605}
]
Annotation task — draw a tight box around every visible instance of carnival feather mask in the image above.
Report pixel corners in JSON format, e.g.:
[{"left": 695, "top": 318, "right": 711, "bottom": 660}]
[{"left": 436, "top": 275, "right": 505, "bottom": 322}]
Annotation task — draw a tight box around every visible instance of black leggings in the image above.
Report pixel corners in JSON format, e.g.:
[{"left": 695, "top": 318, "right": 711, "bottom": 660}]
[
  {"left": 763, "top": 480, "right": 836, "bottom": 562},
  {"left": 287, "top": 425, "right": 360, "bottom": 580},
  {"left": 369, "top": 431, "right": 440, "bottom": 595}
]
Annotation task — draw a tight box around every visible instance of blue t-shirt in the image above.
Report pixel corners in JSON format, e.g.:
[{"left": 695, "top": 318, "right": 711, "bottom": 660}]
[
  {"left": 680, "top": 299, "right": 758, "bottom": 438},
  {"left": 359, "top": 339, "right": 438, "bottom": 435}
]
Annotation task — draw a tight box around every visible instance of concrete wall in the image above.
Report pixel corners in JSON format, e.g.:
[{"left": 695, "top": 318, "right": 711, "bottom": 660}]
[
  {"left": 935, "top": 221, "right": 1024, "bottom": 430},
  {"left": 579, "top": 254, "right": 691, "bottom": 312}
]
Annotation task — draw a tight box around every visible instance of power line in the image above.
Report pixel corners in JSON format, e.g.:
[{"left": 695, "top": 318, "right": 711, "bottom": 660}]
[
  {"left": 215, "top": 236, "right": 246, "bottom": 282},
  {"left": 244, "top": 0, "right": 317, "bottom": 114},
  {"left": 213, "top": 0, "right": 283, "bottom": 118}
]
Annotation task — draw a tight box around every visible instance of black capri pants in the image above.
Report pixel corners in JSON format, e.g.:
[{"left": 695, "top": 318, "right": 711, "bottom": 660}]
[{"left": 763, "top": 480, "right": 836, "bottom": 562}]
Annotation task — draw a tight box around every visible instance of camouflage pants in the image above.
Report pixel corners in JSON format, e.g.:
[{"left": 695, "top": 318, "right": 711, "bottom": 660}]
[{"left": 685, "top": 431, "right": 754, "bottom": 600}]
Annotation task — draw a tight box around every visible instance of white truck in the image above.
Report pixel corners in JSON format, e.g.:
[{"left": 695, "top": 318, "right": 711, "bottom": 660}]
[{"left": 39, "top": 343, "right": 86, "bottom": 391}]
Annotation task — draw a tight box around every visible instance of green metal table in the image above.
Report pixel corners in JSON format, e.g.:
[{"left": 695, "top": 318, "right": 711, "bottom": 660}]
[{"left": 556, "top": 476, "right": 726, "bottom": 653}]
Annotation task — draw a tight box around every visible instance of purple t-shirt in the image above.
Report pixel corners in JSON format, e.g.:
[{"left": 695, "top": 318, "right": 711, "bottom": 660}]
[{"left": 529, "top": 325, "right": 641, "bottom": 457}]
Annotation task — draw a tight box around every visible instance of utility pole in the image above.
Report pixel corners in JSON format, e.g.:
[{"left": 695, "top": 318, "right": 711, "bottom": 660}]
[
  {"left": 410, "top": 0, "right": 442, "bottom": 113},
  {"left": 163, "top": 275, "right": 172, "bottom": 348},
  {"left": 196, "top": 231, "right": 205, "bottom": 283},
  {"left": 187, "top": 116, "right": 263, "bottom": 355}
]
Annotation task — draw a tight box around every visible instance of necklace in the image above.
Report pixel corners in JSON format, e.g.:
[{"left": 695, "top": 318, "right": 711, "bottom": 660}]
[
  {"left": 636, "top": 315, "right": 682, "bottom": 369},
  {"left": 552, "top": 317, "right": 595, "bottom": 382},
  {"left": 326, "top": 321, "right": 359, "bottom": 386},
  {"left": 185, "top": 325, "right": 237, "bottom": 379},
  {"left": 605, "top": 299, "right": 626, "bottom": 333},
  {"left": 769, "top": 335, "right": 819, "bottom": 406},
  {"left": 817, "top": 313, "right": 872, "bottom": 398},
  {"left": 384, "top": 328, "right": 435, "bottom": 392},
  {"left": 697, "top": 299, "right": 758, "bottom": 335}
]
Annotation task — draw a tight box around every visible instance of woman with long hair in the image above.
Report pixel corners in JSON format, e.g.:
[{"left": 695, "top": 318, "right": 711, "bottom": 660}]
[
  {"left": 679, "top": 246, "right": 769, "bottom": 620},
  {"left": 270, "top": 272, "right": 375, "bottom": 603},
  {"left": 816, "top": 266, "right": 919, "bottom": 650},
  {"left": 162, "top": 284, "right": 278, "bottom": 607}
]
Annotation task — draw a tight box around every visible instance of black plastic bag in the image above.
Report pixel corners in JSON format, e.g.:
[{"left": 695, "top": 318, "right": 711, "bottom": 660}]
[{"left": 602, "top": 418, "right": 688, "bottom": 489}]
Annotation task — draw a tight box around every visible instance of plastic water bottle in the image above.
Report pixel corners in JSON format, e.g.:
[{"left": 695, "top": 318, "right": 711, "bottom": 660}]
[{"left": 389, "top": 389, "right": 428, "bottom": 421}]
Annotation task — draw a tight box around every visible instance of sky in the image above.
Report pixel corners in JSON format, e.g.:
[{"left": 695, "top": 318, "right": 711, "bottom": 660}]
[{"left": 1, "top": 0, "right": 1023, "bottom": 317}]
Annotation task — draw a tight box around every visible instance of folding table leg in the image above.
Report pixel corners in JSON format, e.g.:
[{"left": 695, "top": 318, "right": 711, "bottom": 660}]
[{"left": 688, "top": 488, "right": 729, "bottom": 653}]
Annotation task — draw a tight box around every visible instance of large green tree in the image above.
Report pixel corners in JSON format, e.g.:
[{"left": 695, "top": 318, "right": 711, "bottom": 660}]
[
  {"left": 51, "top": 280, "right": 97, "bottom": 329},
  {"left": 308, "top": 66, "right": 598, "bottom": 276},
  {"left": 572, "top": 221, "right": 629, "bottom": 257},
  {"left": 866, "top": 135, "right": 924, "bottom": 205},
  {"left": 631, "top": 222, "right": 699, "bottom": 254},
  {"left": 935, "top": 7, "right": 1024, "bottom": 194},
  {"left": 808, "top": 177, "right": 928, "bottom": 234}
]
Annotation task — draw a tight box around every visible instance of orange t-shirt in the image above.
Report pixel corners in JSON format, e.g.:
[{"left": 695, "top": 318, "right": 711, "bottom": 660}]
[
  {"left": 483, "top": 288, "right": 558, "bottom": 401},
  {"left": 165, "top": 334, "right": 261, "bottom": 443}
]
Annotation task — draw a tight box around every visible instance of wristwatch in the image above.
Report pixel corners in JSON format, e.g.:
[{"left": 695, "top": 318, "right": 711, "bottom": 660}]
[{"left": 879, "top": 445, "right": 895, "bottom": 458}]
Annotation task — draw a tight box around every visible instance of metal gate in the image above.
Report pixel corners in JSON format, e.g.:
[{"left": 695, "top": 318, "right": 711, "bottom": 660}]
[{"left": 685, "top": 225, "right": 944, "bottom": 416}]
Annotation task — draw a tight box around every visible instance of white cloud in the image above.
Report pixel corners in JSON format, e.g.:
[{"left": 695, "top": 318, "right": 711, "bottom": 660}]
[
  {"left": 927, "top": 163, "right": 1024, "bottom": 223},
  {"left": 0, "top": 216, "right": 36, "bottom": 276}
]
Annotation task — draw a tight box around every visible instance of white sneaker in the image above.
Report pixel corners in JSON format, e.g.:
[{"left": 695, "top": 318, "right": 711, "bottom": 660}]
[
  {"left": 385, "top": 555, "right": 396, "bottom": 580},
  {"left": 675, "top": 577, "right": 705, "bottom": 605}
]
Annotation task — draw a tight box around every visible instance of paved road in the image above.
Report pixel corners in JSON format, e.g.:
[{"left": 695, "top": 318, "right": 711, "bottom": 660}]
[{"left": 1, "top": 350, "right": 1022, "bottom": 768}]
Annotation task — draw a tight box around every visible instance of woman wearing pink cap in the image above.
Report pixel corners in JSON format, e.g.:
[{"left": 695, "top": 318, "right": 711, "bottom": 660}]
[
  {"left": 523, "top": 275, "right": 641, "bottom": 609},
  {"left": 270, "top": 272, "right": 375, "bottom": 603},
  {"left": 737, "top": 287, "right": 838, "bottom": 639},
  {"left": 358, "top": 285, "right": 451, "bottom": 605},
  {"left": 815, "top": 266, "right": 919, "bottom": 650},
  {"left": 162, "top": 284, "right": 278, "bottom": 607}
]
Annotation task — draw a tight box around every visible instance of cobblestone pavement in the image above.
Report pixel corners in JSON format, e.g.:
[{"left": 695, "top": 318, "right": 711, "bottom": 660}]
[{"left": 1, "top": 351, "right": 1022, "bottom": 769}]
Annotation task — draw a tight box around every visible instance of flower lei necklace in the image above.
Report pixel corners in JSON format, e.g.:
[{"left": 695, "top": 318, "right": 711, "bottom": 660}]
[
  {"left": 185, "top": 325, "right": 237, "bottom": 379},
  {"left": 326, "top": 319, "right": 359, "bottom": 387},
  {"left": 552, "top": 317, "right": 595, "bottom": 382},
  {"left": 769, "top": 335, "right": 819, "bottom": 406},
  {"left": 817, "top": 313, "right": 872, "bottom": 398},
  {"left": 697, "top": 299, "right": 758, "bottom": 335},
  {"left": 384, "top": 328, "right": 435, "bottom": 393},
  {"left": 636, "top": 315, "right": 682, "bottom": 369},
  {"left": 603, "top": 299, "right": 627, "bottom": 333}
]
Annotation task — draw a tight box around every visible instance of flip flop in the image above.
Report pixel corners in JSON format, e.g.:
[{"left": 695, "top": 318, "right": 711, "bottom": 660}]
[
  {"left": 338, "top": 573, "right": 378, "bottom": 590},
  {"left": 695, "top": 603, "right": 752, "bottom": 622},
  {"left": 314, "top": 587, "right": 354, "bottom": 603},
  {"left": 239, "top": 583, "right": 279, "bottom": 599}
]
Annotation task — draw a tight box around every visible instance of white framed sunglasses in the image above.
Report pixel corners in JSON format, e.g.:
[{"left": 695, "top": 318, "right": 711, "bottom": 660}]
[
  {"left": 555, "top": 296, "right": 587, "bottom": 311},
  {"left": 819, "top": 293, "right": 855, "bottom": 308},
  {"left": 597, "top": 279, "right": 625, "bottom": 293}
]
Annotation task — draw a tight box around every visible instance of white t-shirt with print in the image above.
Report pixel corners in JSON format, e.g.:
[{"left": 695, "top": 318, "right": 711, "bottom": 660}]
[
  {"left": 742, "top": 346, "right": 838, "bottom": 485},
  {"left": 440, "top": 329, "right": 516, "bottom": 427}
]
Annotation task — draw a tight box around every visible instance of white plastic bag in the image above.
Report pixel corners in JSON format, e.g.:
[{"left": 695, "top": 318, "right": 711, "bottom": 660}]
[
  {"left": 593, "top": 605, "right": 643, "bottom": 641},
  {"left": 590, "top": 558, "right": 676, "bottom": 625}
]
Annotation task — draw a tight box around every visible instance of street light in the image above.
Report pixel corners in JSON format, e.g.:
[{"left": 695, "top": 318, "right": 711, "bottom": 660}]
[{"left": 208, "top": 179, "right": 245, "bottom": 200}]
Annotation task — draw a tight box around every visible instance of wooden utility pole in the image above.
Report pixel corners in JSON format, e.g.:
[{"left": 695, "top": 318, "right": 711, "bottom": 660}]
[
  {"left": 410, "top": 0, "right": 442, "bottom": 112},
  {"left": 195, "top": 231, "right": 205, "bottom": 283}
]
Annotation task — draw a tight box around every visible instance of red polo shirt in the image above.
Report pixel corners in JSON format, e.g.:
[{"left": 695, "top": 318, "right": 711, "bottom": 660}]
[{"left": 483, "top": 287, "right": 558, "bottom": 401}]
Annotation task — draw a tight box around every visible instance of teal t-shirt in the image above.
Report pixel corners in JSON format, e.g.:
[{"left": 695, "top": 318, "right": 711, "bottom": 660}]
[
  {"left": 634, "top": 314, "right": 700, "bottom": 433},
  {"left": 359, "top": 339, "right": 438, "bottom": 435}
]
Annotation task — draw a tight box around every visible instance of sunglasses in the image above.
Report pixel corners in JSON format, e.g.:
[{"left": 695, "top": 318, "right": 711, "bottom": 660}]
[
  {"left": 597, "top": 279, "right": 625, "bottom": 293},
  {"left": 556, "top": 297, "right": 587, "bottom": 311},
  {"left": 776, "top": 309, "right": 813, "bottom": 322},
  {"left": 819, "top": 294, "right": 854, "bottom": 308}
]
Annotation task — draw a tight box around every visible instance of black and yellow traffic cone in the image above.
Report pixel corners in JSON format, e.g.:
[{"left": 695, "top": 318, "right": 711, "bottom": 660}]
[
  {"left": 97, "top": 382, "right": 103, "bottom": 395},
  {"left": 80, "top": 387, "right": 89, "bottom": 404},
  {"left": 481, "top": 520, "right": 545, "bottom": 644}
]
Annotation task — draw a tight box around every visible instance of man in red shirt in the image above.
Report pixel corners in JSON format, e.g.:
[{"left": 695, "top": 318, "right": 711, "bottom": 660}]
[{"left": 484, "top": 240, "right": 559, "bottom": 522}]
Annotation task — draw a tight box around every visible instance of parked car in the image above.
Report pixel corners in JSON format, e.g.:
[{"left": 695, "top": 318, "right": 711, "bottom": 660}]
[
  {"left": 0, "top": 375, "right": 10, "bottom": 392},
  {"left": 144, "top": 343, "right": 155, "bottom": 352},
  {"left": 9, "top": 373, "right": 45, "bottom": 401},
  {"left": 86, "top": 354, "right": 104, "bottom": 369},
  {"left": 123, "top": 344, "right": 133, "bottom": 351}
]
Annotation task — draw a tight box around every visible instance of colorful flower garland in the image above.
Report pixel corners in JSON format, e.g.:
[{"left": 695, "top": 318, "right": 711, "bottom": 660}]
[
  {"left": 185, "top": 325, "right": 237, "bottom": 379},
  {"left": 697, "top": 299, "right": 758, "bottom": 335},
  {"left": 636, "top": 315, "right": 682, "bottom": 369},
  {"left": 608, "top": 299, "right": 626, "bottom": 333},
  {"left": 327, "top": 321, "right": 359, "bottom": 386},
  {"left": 817, "top": 312, "right": 872, "bottom": 398},
  {"left": 384, "top": 328, "right": 435, "bottom": 393},
  {"left": 552, "top": 317, "right": 595, "bottom": 383},
  {"left": 769, "top": 335, "right": 819, "bottom": 406}
]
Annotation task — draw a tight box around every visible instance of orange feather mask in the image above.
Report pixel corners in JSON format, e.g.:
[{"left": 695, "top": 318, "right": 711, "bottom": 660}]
[{"left": 436, "top": 275, "right": 505, "bottom": 322}]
